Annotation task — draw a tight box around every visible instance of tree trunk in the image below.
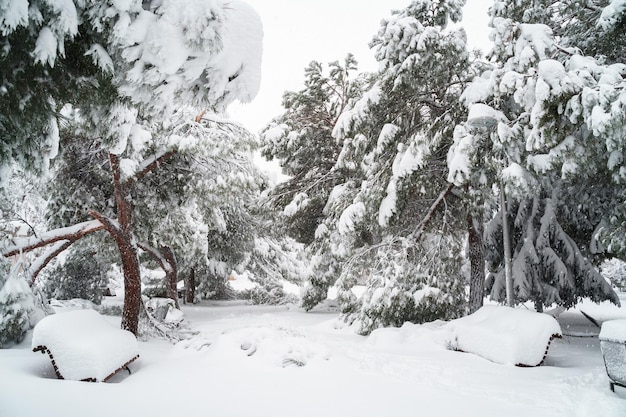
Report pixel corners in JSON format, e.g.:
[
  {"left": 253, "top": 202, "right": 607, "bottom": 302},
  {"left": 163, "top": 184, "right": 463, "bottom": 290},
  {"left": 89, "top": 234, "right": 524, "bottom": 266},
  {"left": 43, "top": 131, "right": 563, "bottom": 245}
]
[
  {"left": 467, "top": 214, "right": 485, "bottom": 314},
  {"left": 108, "top": 153, "right": 142, "bottom": 335},
  {"left": 186, "top": 268, "right": 196, "bottom": 304},
  {"left": 501, "top": 183, "right": 514, "bottom": 307},
  {"left": 118, "top": 237, "right": 142, "bottom": 335},
  {"left": 161, "top": 246, "right": 179, "bottom": 309}
]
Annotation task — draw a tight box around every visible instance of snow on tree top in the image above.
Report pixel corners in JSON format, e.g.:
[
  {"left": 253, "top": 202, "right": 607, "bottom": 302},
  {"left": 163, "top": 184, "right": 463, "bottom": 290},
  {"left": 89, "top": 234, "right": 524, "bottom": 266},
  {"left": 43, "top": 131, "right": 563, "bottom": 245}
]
[{"left": 31, "top": 310, "right": 139, "bottom": 382}]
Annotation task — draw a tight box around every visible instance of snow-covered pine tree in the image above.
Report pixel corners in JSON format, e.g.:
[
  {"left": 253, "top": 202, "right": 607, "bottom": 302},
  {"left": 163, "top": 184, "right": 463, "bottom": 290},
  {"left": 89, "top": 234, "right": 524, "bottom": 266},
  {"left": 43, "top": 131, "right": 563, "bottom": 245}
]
[
  {"left": 43, "top": 240, "right": 109, "bottom": 305},
  {"left": 0, "top": 169, "right": 50, "bottom": 346},
  {"left": 261, "top": 55, "right": 366, "bottom": 245},
  {"left": 0, "top": 260, "right": 42, "bottom": 348},
  {"left": 448, "top": 0, "right": 625, "bottom": 307},
  {"left": 0, "top": 0, "right": 264, "bottom": 334},
  {"left": 302, "top": 0, "right": 473, "bottom": 333},
  {"left": 484, "top": 193, "right": 618, "bottom": 310}
]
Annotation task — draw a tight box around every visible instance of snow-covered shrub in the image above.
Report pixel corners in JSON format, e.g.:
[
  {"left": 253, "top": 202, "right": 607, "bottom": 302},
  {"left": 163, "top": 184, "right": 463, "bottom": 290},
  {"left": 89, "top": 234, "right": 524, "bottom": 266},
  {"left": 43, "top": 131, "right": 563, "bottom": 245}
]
[
  {"left": 343, "top": 236, "right": 466, "bottom": 335},
  {"left": 602, "top": 259, "right": 626, "bottom": 291},
  {"left": 195, "top": 272, "right": 237, "bottom": 301},
  {"left": 44, "top": 247, "right": 108, "bottom": 305},
  {"left": 0, "top": 264, "right": 40, "bottom": 348},
  {"left": 240, "top": 283, "right": 298, "bottom": 305}
]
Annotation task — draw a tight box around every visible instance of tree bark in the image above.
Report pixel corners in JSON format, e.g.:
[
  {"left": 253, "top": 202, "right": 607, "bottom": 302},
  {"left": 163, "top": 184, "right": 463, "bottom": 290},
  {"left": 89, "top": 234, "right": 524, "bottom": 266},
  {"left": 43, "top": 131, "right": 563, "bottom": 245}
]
[
  {"left": 89, "top": 153, "right": 143, "bottom": 335},
  {"left": 137, "top": 243, "right": 179, "bottom": 308},
  {"left": 467, "top": 214, "right": 485, "bottom": 314},
  {"left": 186, "top": 268, "right": 196, "bottom": 304},
  {"left": 161, "top": 246, "right": 179, "bottom": 309}
]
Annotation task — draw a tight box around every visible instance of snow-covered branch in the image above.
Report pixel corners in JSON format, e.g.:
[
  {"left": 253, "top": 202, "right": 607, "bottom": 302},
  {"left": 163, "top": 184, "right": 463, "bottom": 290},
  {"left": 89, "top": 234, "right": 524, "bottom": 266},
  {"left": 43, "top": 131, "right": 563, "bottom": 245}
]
[
  {"left": 126, "top": 149, "right": 178, "bottom": 186},
  {"left": 137, "top": 242, "right": 172, "bottom": 274},
  {"left": 2, "top": 220, "right": 104, "bottom": 258}
]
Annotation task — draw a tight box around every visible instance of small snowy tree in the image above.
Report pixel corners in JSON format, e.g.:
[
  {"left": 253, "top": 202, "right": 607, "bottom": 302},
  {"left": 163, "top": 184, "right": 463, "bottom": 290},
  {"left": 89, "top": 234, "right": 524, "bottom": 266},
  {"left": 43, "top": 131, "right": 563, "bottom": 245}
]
[
  {"left": 484, "top": 195, "right": 618, "bottom": 310},
  {"left": 602, "top": 258, "right": 626, "bottom": 290},
  {"left": 0, "top": 261, "right": 41, "bottom": 347},
  {"left": 43, "top": 241, "right": 109, "bottom": 304}
]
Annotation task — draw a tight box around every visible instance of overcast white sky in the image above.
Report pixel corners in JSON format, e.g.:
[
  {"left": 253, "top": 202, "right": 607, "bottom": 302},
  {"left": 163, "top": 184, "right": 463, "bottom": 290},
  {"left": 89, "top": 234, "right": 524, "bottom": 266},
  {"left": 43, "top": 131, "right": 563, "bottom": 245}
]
[{"left": 229, "top": 0, "right": 492, "bottom": 133}]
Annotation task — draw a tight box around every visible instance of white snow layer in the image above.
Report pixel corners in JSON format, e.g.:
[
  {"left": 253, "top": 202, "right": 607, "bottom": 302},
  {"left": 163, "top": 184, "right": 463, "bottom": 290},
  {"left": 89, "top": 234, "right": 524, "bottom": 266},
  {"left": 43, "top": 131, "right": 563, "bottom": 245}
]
[
  {"left": 447, "top": 306, "right": 562, "bottom": 366},
  {"left": 0, "top": 0, "right": 28, "bottom": 32},
  {"left": 338, "top": 202, "right": 365, "bottom": 235},
  {"left": 31, "top": 310, "right": 139, "bottom": 381},
  {"left": 600, "top": 319, "right": 626, "bottom": 342},
  {"left": 107, "top": 0, "right": 262, "bottom": 117},
  {"left": 378, "top": 141, "right": 425, "bottom": 227},
  {"left": 599, "top": 0, "right": 626, "bottom": 30}
]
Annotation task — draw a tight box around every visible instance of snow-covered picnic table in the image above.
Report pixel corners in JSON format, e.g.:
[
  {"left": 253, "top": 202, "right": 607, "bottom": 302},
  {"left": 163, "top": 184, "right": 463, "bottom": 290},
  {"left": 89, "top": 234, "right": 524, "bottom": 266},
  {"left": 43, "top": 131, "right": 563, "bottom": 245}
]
[
  {"left": 446, "top": 306, "right": 562, "bottom": 366},
  {"left": 31, "top": 309, "right": 139, "bottom": 382}
]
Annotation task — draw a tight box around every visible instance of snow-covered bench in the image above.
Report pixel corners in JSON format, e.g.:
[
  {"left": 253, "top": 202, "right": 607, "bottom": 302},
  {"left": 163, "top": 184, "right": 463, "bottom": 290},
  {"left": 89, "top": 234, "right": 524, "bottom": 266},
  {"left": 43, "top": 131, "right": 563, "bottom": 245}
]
[
  {"left": 599, "top": 319, "right": 626, "bottom": 392},
  {"left": 32, "top": 309, "right": 140, "bottom": 382},
  {"left": 446, "top": 306, "right": 562, "bottom": 366}
]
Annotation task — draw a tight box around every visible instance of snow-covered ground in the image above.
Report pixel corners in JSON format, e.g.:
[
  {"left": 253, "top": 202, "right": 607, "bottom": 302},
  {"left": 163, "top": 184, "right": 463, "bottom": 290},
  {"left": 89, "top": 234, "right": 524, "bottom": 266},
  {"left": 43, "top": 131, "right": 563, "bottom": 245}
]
[{"left": 2, "top": 296, "right": 626, "bottom": 417}]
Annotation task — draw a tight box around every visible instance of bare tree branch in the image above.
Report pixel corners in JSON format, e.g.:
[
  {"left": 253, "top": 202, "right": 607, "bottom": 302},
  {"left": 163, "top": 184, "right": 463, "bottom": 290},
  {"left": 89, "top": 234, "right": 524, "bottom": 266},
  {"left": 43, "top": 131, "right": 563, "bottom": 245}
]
[
  {"left": 125, "top": 149, "right": 178, "bottom": 186},
  {"left": 411, "top": 182, "right": 455, "bottom": 242}
]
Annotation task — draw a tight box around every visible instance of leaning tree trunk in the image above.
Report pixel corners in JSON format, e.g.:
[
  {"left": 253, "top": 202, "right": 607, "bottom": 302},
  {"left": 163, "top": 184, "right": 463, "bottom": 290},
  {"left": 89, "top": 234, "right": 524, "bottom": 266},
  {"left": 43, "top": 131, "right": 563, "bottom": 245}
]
[
  {"left": 467, "top": 214, "right": 485, "bottom": 314},
  {"left": 90, "top": 153, "right": 143, "bottom": 335}
]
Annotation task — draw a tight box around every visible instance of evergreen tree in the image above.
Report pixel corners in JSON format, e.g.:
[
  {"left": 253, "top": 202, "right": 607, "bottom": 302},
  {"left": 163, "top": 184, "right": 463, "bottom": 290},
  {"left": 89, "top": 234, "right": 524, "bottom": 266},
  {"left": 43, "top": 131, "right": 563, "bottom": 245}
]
[
  {"left": 261, "top": 55, "right": 366, "bottom": 244},
  {"left": 484, "top": 194, "right": 618, "bottom": 310},
  {"left": 0, "top": 0, "right": 264, "bottom": 335},
  {"left": 43, "top": 239, "right": 109, "bottom": 304},
  {"left": 448, "top": 0, "right": 625, "bottom": 307},
  {"left": 0, "top": 261, "right": 42, "bottom": 348},
  {"left": 296, "top": 0, "right": 473, "bottom": 332}
]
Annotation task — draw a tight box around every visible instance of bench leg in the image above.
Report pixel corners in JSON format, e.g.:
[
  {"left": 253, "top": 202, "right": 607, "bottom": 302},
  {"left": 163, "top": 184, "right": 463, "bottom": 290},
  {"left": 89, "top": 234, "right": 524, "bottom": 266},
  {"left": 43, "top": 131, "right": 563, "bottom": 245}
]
[
  {"left": 124, "top": 366, "right": 132, "bottom": 375},
  {"left": 610, "top": 382, "right": 615, "bottom": 392}
]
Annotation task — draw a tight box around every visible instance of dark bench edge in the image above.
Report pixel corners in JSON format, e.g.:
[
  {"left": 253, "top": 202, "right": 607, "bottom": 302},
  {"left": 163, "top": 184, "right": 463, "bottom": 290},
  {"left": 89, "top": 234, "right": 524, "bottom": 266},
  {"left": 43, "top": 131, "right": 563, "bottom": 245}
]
[{"left": 33, "top": 345, "right": 140, "bottom": 382}]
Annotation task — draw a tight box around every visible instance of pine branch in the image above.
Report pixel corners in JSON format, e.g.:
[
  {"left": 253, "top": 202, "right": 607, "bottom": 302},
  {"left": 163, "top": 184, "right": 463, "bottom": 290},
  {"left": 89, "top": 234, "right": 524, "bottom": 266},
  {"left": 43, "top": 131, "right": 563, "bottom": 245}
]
[
  {"left": 137, "top": 242, "right": 172, "bottom": 273},
  {"left": 87, "top": 210, "right": 123, "bottom": 243}
]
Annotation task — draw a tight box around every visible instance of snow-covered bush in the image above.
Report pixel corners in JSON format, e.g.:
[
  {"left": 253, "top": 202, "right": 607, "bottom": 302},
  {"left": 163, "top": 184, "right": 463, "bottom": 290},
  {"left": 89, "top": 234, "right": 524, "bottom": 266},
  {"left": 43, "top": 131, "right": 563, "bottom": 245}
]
[
  {"left": 0, "top": 263, "right": 40, "bottom": 348},
  {"left": 240, "top": 284, "right": 298, "bottom": 305},
  {"left": 44, "top": 246, "right": 108, "bottom": 304},
  {"left": 342, "top": 236, "right": 466, "bottom": 335},
  {"left": 602, "top": 259, "right": 626, "bottom": 291}
]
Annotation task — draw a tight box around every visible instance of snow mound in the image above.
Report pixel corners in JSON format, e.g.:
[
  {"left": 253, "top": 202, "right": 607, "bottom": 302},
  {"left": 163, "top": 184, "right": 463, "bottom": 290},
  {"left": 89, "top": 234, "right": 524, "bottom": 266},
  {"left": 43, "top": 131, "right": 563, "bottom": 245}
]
[
  {"left": 31, "top": 310, "right": 139, "bottom": 381},
  {"left": 446, "top": 306, "right": 562, "bottom": 366},
  {"left": 205, "top": 326, "right": 330, "bottom": 368}
]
